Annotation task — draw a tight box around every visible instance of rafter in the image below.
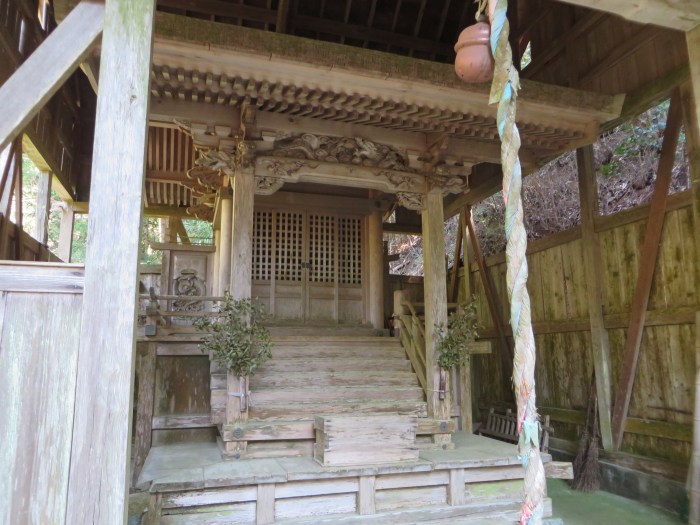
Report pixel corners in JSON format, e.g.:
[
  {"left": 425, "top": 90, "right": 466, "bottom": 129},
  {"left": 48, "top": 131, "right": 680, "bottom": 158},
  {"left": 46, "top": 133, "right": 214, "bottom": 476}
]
[{"left": 555, "top": 0, "right": 700, "bottom": 31}]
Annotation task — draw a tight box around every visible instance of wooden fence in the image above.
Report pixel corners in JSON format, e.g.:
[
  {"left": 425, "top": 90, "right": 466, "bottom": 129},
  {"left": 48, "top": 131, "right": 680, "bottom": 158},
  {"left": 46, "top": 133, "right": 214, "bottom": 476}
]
[
  {"left": 0, "top": 213, "right": 60, "bottom": 261},
  {"left": 458, "top": 189, "right": 696, "bottom": 471}
]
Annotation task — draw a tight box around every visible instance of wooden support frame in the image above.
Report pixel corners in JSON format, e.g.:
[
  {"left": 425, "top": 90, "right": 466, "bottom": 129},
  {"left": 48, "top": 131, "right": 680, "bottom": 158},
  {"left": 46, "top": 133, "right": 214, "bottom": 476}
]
[
  {"left": 65, "top": 2, "right": 156, "bottom": 523},
  {"left": 57, "top": 204, "right": 75, "bottom": 263},
  {"left": 0, "top": 0, "right": 105, "bottom": 152},
  {"left": 421, "top": 189, "right": 451, "bottom": 443},
  {"left": 576, "top": 144, "right": 614, "bottom": 451},
  {"left": 35, "top": 171, "right": 52, "bottom": 246},
  {"left": 610, "top": 91, "right": 683, "bottom": 450},
  {"left": 132, "top": 343, "right": 156, "bottom": 487},
  {"left": 368, "top": 211, "right": 384, "bottom": 329},
  {"left": 465, "top": 206, "right": 514, "bottom": 398},
  {"left": 684, "top": 27, "right": 700, "bottom": 525}
]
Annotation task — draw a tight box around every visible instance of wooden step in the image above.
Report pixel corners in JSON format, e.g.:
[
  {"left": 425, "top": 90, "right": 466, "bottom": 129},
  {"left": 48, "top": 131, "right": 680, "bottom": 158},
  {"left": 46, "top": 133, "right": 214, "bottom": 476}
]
[
  {"left": 270, "top": 346, "right": 404, "bottom": 359},
  {"left": 249, "top": 400, "right": 428, "bottom": 420},
  {"left": 256, "top": 357, "right": 412, "bottom": 373},
  {"left": 250, "top": 371, "right": 419, "bottom": 389},
  {"left": 270, "top": 336, "right": 400, "bottom": 345},
  {"left": 252, "top": 386, "right": 425, "bottom": 404},
  {"left": 221, "top": 418, "right": 455, "bottom": 442}
]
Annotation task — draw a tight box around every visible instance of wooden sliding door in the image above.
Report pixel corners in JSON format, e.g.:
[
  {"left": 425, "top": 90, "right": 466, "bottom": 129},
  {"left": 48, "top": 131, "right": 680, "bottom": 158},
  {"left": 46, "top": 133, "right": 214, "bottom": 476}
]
[{"left": 252, "top": 206, "right": 364, "bottom": 323}]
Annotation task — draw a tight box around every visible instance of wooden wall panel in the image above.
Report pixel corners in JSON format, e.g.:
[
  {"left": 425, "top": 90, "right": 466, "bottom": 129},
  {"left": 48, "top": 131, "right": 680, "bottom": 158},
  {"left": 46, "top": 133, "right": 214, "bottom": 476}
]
[
  {"left": 0, "top": 290, "right": 82, "bottom": 524},
  {"left": 465, "top": 197, "right": 697, "bottom": 465},
  {"left": 154, "top": 356, "right": 211, "bottom": 418}
]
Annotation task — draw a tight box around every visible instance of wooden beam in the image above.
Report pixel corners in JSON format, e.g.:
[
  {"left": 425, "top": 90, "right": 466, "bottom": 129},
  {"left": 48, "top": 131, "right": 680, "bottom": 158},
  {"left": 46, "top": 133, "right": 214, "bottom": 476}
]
[
  {"left": 65, "top": 2, "right": 156, "bottom": 524},
  {"left": 523, "top": 11, "right": 606, "bottom": 80},
  {"left": 132, "top": 343, "right": 156, "bottom": 487},
  {"left": 448, "top": 210, "right": 464, "bottom": 302},
  {"left": 368, "top": 211, "right": 384, "bottom": 329},
  {"left": 57, "top": 203, "right": 75, "bottom": 263},
  {"left": 383, "top": 222, "right": 422, "bottom": 235},
  {"left": 610, "top": 91, "right": 683, "bottom": 450},
  {"left": 35, "top": 171, "right": 52, "bottom": 245},
  {"left": 0, "top": 0, "right": 104, "bottom": 152},
  {"left": 157, "top": 0, "right": 277, "bottom": 25},
  {"left": 692, "top": 311, "right": 700, "bottom": 525},
  {"left": 444, "top": 164, "right": 504, "bottom": 218},
  {"left": 576, "top": 144, "right": 614, "bottom": 450},
  {"left": 218, "top": 191, "right": 232, "bottom": 294},
  {"left": 465, "top": 207, "right": 514, "bottom": 397},
  {"left": 579, "top": 27, "right": 662, "bottom": 87},
  {"left": 289, "top": 14, "right": 453, "bottom": 57},
  {"left": 275, "top": 0, "right": 289, "bottom": 33},
  {"left": 460, "top": 209, "right": 476, "bottom": 433},
  {"left": 555, "top": 0, "right": 700, "bottom": 31},
  {"left": 422, "top": 189, "right": 451, "bottom": 444}
]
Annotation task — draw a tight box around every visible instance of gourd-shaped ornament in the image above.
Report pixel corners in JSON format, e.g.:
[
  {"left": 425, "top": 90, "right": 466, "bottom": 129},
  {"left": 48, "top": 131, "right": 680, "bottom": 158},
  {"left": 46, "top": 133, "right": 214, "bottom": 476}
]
[{"left": 454, "top": 15, "right": 494, "bottom": 83}]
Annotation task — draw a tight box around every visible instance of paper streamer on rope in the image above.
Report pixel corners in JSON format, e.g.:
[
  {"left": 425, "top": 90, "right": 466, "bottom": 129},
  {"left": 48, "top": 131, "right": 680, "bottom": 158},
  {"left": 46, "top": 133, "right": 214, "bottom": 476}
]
[{"left": 488, "top": 0, "right": 547, "bottom": 523}]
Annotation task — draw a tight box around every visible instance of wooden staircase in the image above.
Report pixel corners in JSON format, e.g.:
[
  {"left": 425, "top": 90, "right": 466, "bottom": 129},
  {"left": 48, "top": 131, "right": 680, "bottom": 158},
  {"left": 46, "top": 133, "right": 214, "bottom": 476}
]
[{"left": 211, "top": 332, "right": 453, "bottom": 459}]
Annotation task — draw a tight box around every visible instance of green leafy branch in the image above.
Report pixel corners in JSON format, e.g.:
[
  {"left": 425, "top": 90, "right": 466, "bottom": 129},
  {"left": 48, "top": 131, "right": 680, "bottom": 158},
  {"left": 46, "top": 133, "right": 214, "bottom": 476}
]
[
  {"left": 194, "top": 294, "right": 272, "bottom": 377},
  {"left": 435, "top": 299, "right": 479, "bottom": 370}
]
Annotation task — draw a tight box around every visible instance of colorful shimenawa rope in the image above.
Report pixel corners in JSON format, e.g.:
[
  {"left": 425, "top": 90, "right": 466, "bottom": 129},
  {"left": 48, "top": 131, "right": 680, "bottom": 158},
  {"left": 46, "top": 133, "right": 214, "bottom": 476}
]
[{"left": 488, "top": 0, "right": 546, "bottom": 523}]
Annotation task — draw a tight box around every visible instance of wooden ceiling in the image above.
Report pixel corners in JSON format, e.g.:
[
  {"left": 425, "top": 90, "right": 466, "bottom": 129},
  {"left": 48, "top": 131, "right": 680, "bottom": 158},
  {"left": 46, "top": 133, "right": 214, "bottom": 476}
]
[{"left": 156, "top": 0, "right": 473, "bottom": 64}]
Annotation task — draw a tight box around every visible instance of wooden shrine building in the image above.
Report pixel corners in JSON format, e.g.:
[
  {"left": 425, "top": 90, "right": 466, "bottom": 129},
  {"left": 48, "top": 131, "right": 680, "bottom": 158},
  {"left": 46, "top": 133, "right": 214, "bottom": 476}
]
[{"left": 0, "top": 0, "right": 699, "bottom": 524}]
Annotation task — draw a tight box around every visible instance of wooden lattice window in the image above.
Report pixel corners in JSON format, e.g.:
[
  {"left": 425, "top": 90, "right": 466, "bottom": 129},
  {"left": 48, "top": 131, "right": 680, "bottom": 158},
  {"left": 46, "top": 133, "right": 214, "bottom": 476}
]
[
  {"left": 275, "top": 211, "right": 303, "bottom": 282},
  {"left": 338, "top": 217, "right": 362, "bottom": 285},
  {"left": 252, "top": 210, "right": 273, "bottom": 281},
  {"left": 309, "top": 214, "right": 336, "bottom": 283}
]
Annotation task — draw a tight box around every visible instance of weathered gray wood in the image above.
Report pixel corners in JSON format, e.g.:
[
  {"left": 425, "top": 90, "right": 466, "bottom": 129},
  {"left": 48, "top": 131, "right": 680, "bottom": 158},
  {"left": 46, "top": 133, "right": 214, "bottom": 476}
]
[
  {"left": 368, "top": 211, "right": 384, "bottom": 329},
  {"left": 57, "top": 203, "right": 75, "bottom": 263},
  {"left": 358, "top": 475, "right": 376, "bottom": 515},
  {"left": 610, "top": 91, "right": 682, "bottom": 450},
  {"left": 0, "top": 261, "right": 84, "bottom": 293},
  {"left": 218, "top": 192, "right": 232, "bottom": 293},
  {"left": 0, "top": 292, "right": 82, "bottom": 524},
  {"left": 35, "top": 171, "right": 52, "bottom": 245},
  {"left": 256, "top": 483, "right": 275, "bottom": 525},
  {"left": 65, "top": 2, "right": 156, "bottom": 523},
  {"left": 576, "top": 145, "right": 614, "bottom": 451},
  {"left": 422, "top": 189, "right": 450, "bottom": 439},
  {"left": 133, "top": 343, "right": 157, "bottom": 486},
  {"left": 230, "top": 169, "right": 254, "bottom": 302},
  {"left": 692, "top": 311, "right": 700, "bottom": 525},
  {"left": 0, "top": 1, "right": 105, "bottom": 152}
]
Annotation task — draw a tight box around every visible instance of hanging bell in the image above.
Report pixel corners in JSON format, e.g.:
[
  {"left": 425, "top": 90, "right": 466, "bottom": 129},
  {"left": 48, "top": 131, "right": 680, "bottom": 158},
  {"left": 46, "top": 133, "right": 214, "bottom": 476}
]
[{"left": 454, "top": 16, "right": 494, "bottom": 83}]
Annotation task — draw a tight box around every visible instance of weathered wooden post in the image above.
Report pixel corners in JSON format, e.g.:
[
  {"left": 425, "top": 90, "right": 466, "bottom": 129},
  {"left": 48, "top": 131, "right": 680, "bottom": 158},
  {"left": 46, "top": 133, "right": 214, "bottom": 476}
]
[
  {"left": 685, "top": 24, "right": 700, "bottom": 525},
  {"left": 421, "top": 188, "right": 451, "bottom": 446},
  {"left": 218, "top": 187, "right": 233, "bottom": 294},
  {"left": 66, "top": 1, "right": 155, "bottom": 523},
  {"left": 368, "top": 211, "right": 384, "bottom": 329}
]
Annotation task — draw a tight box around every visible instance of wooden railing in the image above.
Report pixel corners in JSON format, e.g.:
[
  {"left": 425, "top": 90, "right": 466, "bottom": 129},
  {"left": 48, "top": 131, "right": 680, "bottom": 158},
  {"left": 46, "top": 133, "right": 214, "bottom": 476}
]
[
  {"left": 394, "top": 294, "right": 428, "bottom": 393},
  {"left": 138, "top": 289, "right": 225, "bottom": 334}
]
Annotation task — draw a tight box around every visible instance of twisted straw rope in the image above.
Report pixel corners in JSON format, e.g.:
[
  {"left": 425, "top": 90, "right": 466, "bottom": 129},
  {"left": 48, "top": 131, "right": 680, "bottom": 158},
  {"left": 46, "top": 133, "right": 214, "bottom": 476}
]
[{"left": 488, "top": 0, "right": 546, "bottom": 523}]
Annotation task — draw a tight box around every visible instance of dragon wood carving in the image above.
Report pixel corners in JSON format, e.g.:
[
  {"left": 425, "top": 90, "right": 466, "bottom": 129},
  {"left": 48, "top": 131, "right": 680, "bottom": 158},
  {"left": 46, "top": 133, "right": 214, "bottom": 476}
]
[{"left": 272, "top": 133, "right": 413, "bottom": 171}]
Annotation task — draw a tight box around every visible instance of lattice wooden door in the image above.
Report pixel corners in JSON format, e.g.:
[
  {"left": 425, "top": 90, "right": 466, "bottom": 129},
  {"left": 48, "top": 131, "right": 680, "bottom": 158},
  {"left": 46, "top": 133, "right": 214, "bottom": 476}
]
[{"left": 252, "top": 208, "right": 364, "bottom": 323}]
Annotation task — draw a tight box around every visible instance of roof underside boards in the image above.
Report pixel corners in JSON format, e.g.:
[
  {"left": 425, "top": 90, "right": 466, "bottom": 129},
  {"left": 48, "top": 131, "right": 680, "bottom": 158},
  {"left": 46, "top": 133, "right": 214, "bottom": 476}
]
[{"left": 151, "top": 14, "right": 623, "bottom": 162}]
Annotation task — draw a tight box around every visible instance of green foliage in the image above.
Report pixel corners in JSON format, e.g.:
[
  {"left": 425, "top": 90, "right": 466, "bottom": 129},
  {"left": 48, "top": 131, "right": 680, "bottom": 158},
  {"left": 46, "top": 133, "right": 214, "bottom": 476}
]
[
  {"left": 194, "top": 295, "right": 272, "bottom": 377},
  {"left": 435, "top": 299, "right": 479, "bottom": 370}
]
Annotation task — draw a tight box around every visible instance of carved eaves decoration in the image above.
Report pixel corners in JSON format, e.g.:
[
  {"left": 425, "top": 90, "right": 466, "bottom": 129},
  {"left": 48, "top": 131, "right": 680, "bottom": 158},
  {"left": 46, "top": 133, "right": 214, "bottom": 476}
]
[
  {"left": 396, "top": 192, "right": 426, "bottom": 211},
  {"left": 271, "top": 133, "right": 414, "bottom": 172}
]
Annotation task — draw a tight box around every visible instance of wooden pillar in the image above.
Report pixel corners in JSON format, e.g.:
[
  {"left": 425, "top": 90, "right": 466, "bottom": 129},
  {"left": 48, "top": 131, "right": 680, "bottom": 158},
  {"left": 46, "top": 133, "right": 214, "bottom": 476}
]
[
  {"left": 685, "top": 25, "right": 700, "bottom": 525},
  {"left": 57, "top": 203, "right": 74, "bottom": 263},
  {"left": 230, "top": 169, "right": 254, "bottom": 301},
  {"left": 576, "top": 145, "right": 614, "bottom": 451},
  {"left": 132, "top": 343, "right": 156, "bottom": 487},
  {"left": 224, "top": 168, "right": 255, "bottom": 457},
  {"left": 65, "top": 2, "right": 155, "bottom": 524},
  {"left": 213, "top": 228, "right": 221, "bottom": 295},
  {"left": 421, "top": 189, "right": 451, "bottom": 436},
  {"left": 35, "top": 171, "right": 52, "bottom": 245},
  {"left": 692, "top": 312, "right": 700, "bottom": 525},
  {"left": 219, "top": 189, "right": 233, "bottom": 294},
  {"left": 368, "top": 211, "right": 384, "bottom": 329}
]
